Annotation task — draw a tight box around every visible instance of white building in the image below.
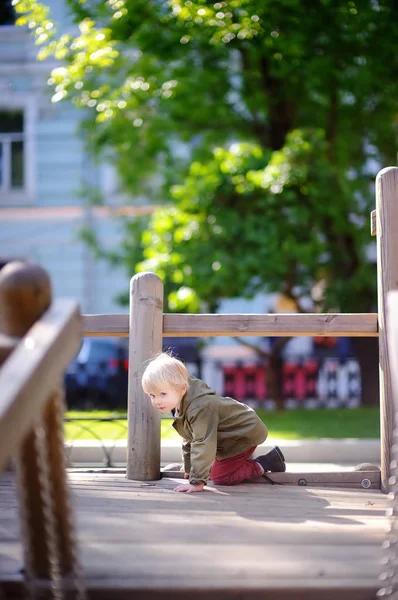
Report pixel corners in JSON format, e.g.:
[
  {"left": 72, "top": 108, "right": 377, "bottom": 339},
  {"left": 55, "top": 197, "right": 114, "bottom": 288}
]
[{"left": 0, "top": 0, "right": 136, "bottom": 313}]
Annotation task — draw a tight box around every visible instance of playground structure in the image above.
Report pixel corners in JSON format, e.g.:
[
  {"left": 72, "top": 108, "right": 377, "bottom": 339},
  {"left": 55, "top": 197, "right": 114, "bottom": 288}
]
[
  {"left": 0, "top": 166, "right": 398, "bottom": 598},
  {"left": 82, "top": 166, "right": 396, "bottom": 493}
]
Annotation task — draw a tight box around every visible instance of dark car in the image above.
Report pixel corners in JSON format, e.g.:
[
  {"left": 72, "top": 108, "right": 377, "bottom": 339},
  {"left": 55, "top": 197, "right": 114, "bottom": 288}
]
[
  {"left": 65, "top": 337, "right": 202, "bottom": 410},
  {"left": 65, "top": 338, "right": 128, "bottom": 409}
]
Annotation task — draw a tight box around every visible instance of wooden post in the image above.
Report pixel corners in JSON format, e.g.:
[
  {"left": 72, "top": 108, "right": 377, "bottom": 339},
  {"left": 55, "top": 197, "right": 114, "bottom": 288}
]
[
  {"left": 0, "top": 261, "right": 52, "bottom": 336},
  {"left": 376, "top": 167, "right": 398, "bottom": 492},
  {"left": 127, "top": 272, "right": 163, "bottom": 480},
  {"left": 387, "top": 291, "right": 398, "bottom": 410}
]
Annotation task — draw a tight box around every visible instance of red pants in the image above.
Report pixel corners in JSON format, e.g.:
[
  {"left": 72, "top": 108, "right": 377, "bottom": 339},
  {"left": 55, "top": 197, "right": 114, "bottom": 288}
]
[{"left": 210, "top": 446, "right": 263, "bottom": 485}]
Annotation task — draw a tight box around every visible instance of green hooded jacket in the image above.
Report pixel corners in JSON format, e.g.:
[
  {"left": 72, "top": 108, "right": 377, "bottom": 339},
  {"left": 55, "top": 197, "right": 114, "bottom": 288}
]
[{"left": 172, "top": 376, "right": 268, "bottom": 485}]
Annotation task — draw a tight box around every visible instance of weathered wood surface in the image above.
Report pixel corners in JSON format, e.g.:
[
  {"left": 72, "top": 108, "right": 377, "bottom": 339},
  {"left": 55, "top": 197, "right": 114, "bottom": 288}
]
[
  {"left": 376, "top": 166, "right": 398, "bottom": 492},
  {"left": 162, "top": 469, "right": 381, "bottom": 489},
  {"left": 0, "top": 471, "right": 389, "bottom": 599},
  {"left": 127, "top": 272, "right": 163, "bottom": 480},
  {"left": 83, "top": 312, "right": 379, "bottom": 338}
]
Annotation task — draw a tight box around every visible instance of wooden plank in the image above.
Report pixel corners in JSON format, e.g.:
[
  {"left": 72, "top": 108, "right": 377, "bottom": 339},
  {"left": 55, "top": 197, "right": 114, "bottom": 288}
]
[
  {"left": 83, "top": 314, "right": 129, "bottom": 337},
  {"left": 371, "top": 209, "right": 377, "bottom": 236},
  {"left": 161, "top": 470, "right": 381, "bottom": 489},
  {"left": 0, "top": 299, "right": 82, "bottom": 471},
  {"left": 376, "top": 167, "right": 398, "bottom": 491},
  {"left": 0, "top": 572, "right": 382, "bottom": 600},
  {"left": 0, "top": 472, "right": 388, "bottom": 599},
  {"left": 83, "top": 312, "right": 379, "bottom": 338},
  {"left": 0, "top": 578, "right": 379, "bottom": 600},
  {"left": 163, "top": 313, "right": 379, "bottom": 338},
  {"left": 78, "top": 583, "right": 382, "bottom": 600}
]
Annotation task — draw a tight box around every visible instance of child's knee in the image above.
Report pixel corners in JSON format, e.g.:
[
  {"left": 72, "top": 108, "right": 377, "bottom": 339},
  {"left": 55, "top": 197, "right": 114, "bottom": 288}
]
[{"left": 210, "top": 474, "right": 235, "bottom": 485}]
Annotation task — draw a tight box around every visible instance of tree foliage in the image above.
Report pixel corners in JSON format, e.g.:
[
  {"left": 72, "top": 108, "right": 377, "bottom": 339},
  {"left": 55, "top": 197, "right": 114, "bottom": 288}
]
[{"left": 14, "top": 0, "right": 398, "bottom": 313}]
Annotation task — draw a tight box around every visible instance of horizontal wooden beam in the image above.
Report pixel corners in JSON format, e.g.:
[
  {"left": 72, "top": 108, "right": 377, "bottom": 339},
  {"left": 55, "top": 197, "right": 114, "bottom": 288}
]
[
  {"left": 0, "top": 300, "right": 82, "bottom": 471},
  {"left": 83, "top": 313, "right": 379, "bottom": 338},
  {"left": 162, "top": 469, "right": 381, "bottom": 489},
  {"left": 84, "top": 314, "right": 129, "bottom": 337}
]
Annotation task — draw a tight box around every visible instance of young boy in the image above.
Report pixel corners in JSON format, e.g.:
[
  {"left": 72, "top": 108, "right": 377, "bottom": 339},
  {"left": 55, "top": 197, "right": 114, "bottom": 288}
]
[{"left": 142, "top": 353, "right": 286, "bottom": 493}]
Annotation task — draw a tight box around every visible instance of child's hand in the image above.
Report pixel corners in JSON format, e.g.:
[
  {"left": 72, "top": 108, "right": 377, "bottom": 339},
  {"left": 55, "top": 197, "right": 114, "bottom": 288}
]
[
  {"left": 183, "top": 473, "right": 189, "bottom": 479},
  {"left": 174, "top": 482, "right": 205, "bottom": 493}
]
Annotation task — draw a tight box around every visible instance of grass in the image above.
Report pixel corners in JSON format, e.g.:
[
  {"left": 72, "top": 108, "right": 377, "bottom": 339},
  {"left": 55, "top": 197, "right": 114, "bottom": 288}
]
[{"left": 64, "top": 407, "right": 381, "bottom": 442}]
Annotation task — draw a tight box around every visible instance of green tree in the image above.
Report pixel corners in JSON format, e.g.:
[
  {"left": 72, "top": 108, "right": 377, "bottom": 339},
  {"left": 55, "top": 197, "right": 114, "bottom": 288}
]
[{"left": 15, "top": 0, "right": 398, "bottom": 406}]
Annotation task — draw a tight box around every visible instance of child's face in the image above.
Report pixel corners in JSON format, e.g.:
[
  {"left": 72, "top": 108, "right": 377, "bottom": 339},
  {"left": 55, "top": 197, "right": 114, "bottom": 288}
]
[{"left": 147, "top": 382, "right": 186, "bottom": 414}]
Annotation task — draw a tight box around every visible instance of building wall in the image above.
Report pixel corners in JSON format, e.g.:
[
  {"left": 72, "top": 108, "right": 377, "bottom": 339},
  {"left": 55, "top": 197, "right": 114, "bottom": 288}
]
[
  {"left": 0, "top": 207, "right": 129, "bottom": 313},
  {"left": 0, "top": 8, "right": 131, "bottom": 313}
]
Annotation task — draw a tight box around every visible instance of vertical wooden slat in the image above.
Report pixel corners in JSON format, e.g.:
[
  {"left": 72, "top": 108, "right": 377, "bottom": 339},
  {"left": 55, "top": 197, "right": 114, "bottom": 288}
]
[
  {"left": 376, "top": 167, "right": 398, "bottom": 493},
  {"left": 127, "top": 272, "right": 164, "bottom": 480}
]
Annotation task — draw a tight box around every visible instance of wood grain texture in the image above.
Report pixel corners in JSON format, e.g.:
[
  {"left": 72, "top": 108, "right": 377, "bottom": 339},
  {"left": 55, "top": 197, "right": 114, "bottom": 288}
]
[
  {"left": 376, "top": 167, "right": 398, "bottom": 492},
  {"left": 161, "top": 469, "right": 381, "bottom": 488},
  {"left": 0, "top": 471, "right": 389, "bottom": 599},
  {"left": 83, "top": 312, "right": 378, "bottom": 338},
  {"left": 127, "top": 272, "right": 163, "bottom": 480}
]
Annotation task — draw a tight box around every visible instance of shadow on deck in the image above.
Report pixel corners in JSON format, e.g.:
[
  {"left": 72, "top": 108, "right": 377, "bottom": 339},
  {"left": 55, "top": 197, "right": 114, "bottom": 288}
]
[{"left": 0, "top": 470, "right": 389, "bottom": 599}]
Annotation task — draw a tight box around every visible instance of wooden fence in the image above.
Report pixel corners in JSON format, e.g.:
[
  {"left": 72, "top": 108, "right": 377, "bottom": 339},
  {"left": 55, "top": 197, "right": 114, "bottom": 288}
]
[{"left": 79, "top": 166, "right": 398, "bottom": 493}]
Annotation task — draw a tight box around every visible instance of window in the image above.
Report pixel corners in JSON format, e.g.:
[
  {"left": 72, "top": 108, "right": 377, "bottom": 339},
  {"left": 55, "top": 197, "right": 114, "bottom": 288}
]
[
  {"left": 0, "top": 0, "right": 16, "bottom": 26},
  {"left": 0, "top": 111, "right": 25, "bottom": 192}
]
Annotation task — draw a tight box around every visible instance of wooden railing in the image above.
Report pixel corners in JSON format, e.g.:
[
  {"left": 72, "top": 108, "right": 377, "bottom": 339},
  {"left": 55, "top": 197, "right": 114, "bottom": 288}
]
[
  {"left": 0, "top": 261, "right": 85, "bottom": 598},
  {"left": 83, "top": 311, "right": 379, "bottom": 338},
  {"left": 95, "top": 166, "right": 395, "bottom": 493}
]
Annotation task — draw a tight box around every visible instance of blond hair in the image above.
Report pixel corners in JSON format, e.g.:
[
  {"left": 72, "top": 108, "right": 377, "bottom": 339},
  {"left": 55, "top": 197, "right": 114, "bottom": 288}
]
[{"left": 142, "top": 353, "right": 189, "bottom": 395}]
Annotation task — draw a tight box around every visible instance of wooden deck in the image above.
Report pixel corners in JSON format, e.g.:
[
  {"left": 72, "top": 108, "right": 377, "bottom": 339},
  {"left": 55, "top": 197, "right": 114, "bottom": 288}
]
[{"left": 0, "top": 470, "right": 389, "bottom": 599}]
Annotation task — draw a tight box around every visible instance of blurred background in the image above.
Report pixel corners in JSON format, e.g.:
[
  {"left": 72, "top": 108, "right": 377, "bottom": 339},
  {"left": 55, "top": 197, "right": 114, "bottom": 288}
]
[{"left": 1, "top": 0, "right": 397, "bottom": 446}]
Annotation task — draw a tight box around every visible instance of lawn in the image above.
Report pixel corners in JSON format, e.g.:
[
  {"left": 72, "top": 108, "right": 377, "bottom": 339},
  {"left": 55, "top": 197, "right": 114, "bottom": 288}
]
[{"left": 64, "top": 407, "right": 380, "bottom": 441}]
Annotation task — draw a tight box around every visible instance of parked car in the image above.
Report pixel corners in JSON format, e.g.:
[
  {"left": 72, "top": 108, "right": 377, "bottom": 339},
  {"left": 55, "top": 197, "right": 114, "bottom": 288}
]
[
  {"left": 64, "top": 337, "right": 202, "bottom": 410},
  {"left": 65, "top": 338, "right": 128, "bottom": 409}
]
